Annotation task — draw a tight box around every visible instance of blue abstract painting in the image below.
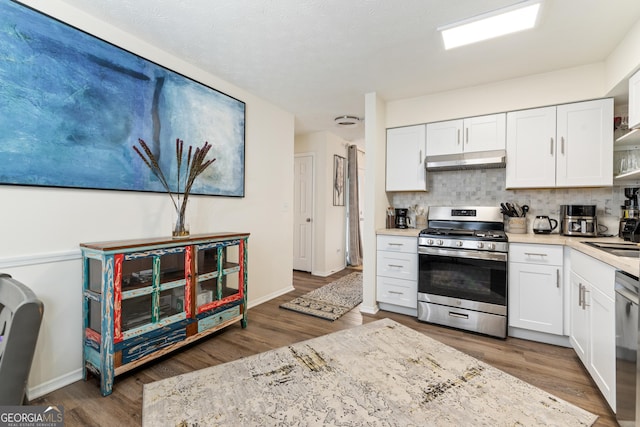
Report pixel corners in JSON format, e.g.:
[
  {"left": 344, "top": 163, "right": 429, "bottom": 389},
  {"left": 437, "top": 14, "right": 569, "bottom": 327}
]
[{"left": 0, "top": 0, "right": 245, "bottom": 196}]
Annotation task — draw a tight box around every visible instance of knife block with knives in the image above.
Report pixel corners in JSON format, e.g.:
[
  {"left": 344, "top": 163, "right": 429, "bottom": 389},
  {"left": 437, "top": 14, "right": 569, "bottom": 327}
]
[{"left": 501, "top": 202, "right": 529, "bottom": 233}]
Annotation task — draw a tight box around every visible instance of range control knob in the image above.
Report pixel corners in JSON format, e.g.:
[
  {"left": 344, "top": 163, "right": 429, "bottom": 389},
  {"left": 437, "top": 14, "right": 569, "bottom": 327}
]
[
  {"left": 427, "top": 239, "right": 434, "bottom": 245},
  {"left": 487, "top": 243, "right": 495, "bottom": 250},
  {"left": 477, "top": 242, "right": 484, "bottom": 249},
  {"left": 456, "top": 241, "right": 463, "bottom": 247},
  {"left": 436, "top": 239, "right": 444, "bottom": 246}
]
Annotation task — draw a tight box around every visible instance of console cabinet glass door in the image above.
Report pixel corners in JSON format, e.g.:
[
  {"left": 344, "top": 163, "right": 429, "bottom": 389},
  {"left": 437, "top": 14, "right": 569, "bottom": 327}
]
[
  {"left": 117, "top": 248, "right": 189, "bottom": 341},
  {"left": 196, "top": 240, "right": 243, "bottom": 313}
]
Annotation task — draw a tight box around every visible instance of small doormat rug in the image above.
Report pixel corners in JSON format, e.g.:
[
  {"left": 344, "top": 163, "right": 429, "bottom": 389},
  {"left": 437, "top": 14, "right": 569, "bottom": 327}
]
[
  {"left": 279, "top": 272, "right": 362, "bottom": 320},
  {"left": 142, "top": 318, "right": 597, "bottom": 426}
]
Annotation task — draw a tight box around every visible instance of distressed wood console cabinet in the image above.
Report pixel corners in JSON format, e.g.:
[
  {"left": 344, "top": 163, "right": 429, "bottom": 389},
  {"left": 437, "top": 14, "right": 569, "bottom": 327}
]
[{"left": 80, "top": 232, "right": 249, "bottom": 396}]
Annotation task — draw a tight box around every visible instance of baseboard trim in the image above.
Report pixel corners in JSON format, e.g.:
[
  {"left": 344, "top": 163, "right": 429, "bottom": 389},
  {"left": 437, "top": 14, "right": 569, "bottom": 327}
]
[
  {"left": 312, "top": 265, "right": 347, "bottom": 277},
  {"left": 28, "top": 369, "right": 84, "bottom": 401},
  {"left": 359, "top": 304, "right": 379, "bottom": 315},
  {"left": 508, "top": 327, "right": 571, "bottom": 348},
  {"left": 248, "top": 286, "right": 294, "bottom": 309},
  {"left": 378, "top": 302, "right": 417, "bottom": 317}
]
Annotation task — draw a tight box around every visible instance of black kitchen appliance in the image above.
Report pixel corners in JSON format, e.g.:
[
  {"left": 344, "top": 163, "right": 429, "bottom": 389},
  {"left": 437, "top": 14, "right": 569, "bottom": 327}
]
[
  {"left": 620, "top": 188, "right": 640, "bottom": 238},
  {"left": 623, "top": 187, "right": 640, "bottom": 220},
  {"left": 417, "top": 206, "right": 508, "bottom": 338},
  {"left": 615, "top": 270, "right": 639, "bottom": 426},
  {"left": 621, "top": 218, "right": 640, "bottom": 242},
  {"left": 395, "top": 208, "right": 409, "bottom": 229}
]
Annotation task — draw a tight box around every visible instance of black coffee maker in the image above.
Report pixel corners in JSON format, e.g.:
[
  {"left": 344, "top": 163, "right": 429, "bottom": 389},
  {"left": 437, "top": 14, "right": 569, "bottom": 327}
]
[
  {"left": 620, "top": 187, "right": 640, "bottom": 240},
  {"left": 395, "top": 208, "right": 409, "bottom": 229},
  {"left": 623, "top": 187, "right": 640, "bottom": 217}
]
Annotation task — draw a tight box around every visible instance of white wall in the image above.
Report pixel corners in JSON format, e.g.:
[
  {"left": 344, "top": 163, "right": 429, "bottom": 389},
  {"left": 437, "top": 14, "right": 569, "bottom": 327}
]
[
  {"left": 606, "top": 18, "right": 640, "bottom": 97},
  {"left": 387, "top": 63, "right": 607, "bottom": 128},
  {"left": 4, "top": 0, "right": 294, "bottom": 398},
  {"left": 294, "top": 131, "right": 348, "bottom": 276},
  {"left": 386, "top": 15, "right": 640, "bottom": 129}
]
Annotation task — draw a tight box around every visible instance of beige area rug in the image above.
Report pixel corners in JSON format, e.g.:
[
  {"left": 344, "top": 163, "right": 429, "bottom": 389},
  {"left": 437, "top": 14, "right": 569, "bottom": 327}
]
[
  {"left": 142, "top": 318, "right": 597, "bottom": 426},
  {"left": 279, "top": 272, "right": 362, "bottom": 321}
]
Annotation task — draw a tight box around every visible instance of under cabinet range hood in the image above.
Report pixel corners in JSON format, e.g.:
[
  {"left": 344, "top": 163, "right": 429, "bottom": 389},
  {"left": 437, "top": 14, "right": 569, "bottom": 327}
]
[{"left": 425, "top": 149, "right": 506, "bottom": 171}]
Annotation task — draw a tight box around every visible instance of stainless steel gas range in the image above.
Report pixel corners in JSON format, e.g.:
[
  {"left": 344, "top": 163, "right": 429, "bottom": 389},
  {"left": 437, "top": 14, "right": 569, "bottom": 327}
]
[{"left": 417, "top": 206, "right": 508, "bottom": 338}]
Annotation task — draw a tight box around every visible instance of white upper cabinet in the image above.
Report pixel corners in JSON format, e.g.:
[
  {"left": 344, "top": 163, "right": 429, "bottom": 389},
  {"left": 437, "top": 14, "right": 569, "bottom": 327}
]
[
  {"left": 506, "top": 106, "right": 557, "bottom": 188},
  {"left": 506, "top": 99, "right": 613, "bottom": 189},
  {"left": 464, "top": 113, "right": 507, "bottom": 153},
  {"left": 386, "top": 124, "right": 427, "bottom": 192},
  {"left": 629, "top": 68, "right": 640, "bottom": 130},
  {"left": 556, "top": 99, "right": 613, "bottom": 187},
  {"left": 426, "top": 113, "right": 505, "bottom": 156},
  {"left": 425, "top": 119, "right": 463, "bottom": 156}
]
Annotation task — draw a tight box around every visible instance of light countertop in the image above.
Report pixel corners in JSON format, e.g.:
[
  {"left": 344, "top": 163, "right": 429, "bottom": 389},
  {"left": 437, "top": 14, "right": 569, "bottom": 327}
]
[
  {"left": 507, "top": 232, "right": 639, "bottom": 278},
  {"left": 376, "top": 228, "right": 421, "bottom": 237},
  {"left": 377, "top": 228, "right": 639, "bottom": 277}
]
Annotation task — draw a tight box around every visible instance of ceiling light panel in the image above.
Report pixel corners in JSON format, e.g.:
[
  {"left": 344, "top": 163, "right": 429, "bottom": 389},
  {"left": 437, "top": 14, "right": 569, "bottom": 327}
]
[{"left": 440, "top": 0, "right": 542, "bottom": 50}]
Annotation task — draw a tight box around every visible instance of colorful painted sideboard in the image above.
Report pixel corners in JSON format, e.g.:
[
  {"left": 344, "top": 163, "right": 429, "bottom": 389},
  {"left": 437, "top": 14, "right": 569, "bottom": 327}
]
[{"left": 80, "top": 232, "right": 249, "bottom": 396}]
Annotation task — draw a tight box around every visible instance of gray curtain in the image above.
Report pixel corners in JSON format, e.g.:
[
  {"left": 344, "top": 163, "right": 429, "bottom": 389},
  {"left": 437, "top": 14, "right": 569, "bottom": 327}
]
[{"left": 347, "top": 145, "right": 362, "bottom": 266}]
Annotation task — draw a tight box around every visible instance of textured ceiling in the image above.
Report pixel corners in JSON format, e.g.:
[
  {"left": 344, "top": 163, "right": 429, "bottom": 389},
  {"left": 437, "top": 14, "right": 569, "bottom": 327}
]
[{"left": 49, "top": 0, "right": 640, "bottom": 140}]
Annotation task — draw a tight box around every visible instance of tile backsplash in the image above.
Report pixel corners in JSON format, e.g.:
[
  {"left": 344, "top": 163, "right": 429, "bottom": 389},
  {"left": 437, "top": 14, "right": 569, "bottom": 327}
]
[{"left": 389, "top": 168, "right": 637, "bottom": 235}]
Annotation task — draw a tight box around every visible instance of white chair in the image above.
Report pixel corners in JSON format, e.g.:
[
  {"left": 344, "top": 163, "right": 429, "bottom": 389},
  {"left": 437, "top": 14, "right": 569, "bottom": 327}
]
[{"left": 0, "top": 273, "right": 44, "bottom": 405}]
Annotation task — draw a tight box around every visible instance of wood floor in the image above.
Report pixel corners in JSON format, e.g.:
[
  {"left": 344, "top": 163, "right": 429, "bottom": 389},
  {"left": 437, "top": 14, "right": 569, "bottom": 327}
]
[{"left": 32, "top": 268, "right": 617, "bottom": 426}]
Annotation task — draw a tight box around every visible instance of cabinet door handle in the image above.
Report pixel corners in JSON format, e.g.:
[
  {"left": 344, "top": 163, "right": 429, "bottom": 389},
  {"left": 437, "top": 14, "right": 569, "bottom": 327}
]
[
  {"left": 419, "top": 149, "right": 423, "bottom": 164},
  {"left": 457, "top": 129, "right": 461, "bottom": 145},
  {"left": 578, "top": 283, "right": 583, "bottom": 307},
  {"left": 556, "top": 269, "right": 560, "bottom": 288},
  {"left": 388, "top": 264, "right": 403, "bottom": 268},
  {"left": 388, "top": 291, "right": 403, "bottom": 295},
  {"left": 465, "top": 127, "right": 469, "bottom": 144},
  {"left": 524, "top": 252, "right": 547, "bottom": 257},
  {"left": 550, "top": 138, "right": 554, "bottom": 155},
  {"left": 561, "top": 137, "right": 565, "bottom": 155},
  {"left": 387, "top": 243, "right": 404, "bottom": 247}
]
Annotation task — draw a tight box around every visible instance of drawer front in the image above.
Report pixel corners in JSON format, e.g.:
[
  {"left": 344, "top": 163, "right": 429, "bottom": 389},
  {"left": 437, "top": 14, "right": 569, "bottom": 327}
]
[
  {"left": 377, "top": 235, "right": 417, "bottom": 254},
  {"left": 121, "top": 327, "right": 186, "bottom": 365},
  {"left": 571, "top": 249, "right": 616, "bottom": 299},
  {"left": 376, "top": 251, "right": 418, "bottom": 280},
  {"left": 198, "top": 305, "right": 241, "bottom": 333},
  {"left": 509, "top": 243, "right": 563, "bottom": 265},
  {"left": 377, "top": 276, "right": 417, "bottom": 308}
]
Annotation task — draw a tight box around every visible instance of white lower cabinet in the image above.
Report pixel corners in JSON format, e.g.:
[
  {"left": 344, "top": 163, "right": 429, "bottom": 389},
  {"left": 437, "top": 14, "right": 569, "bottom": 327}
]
[
  {"left": 508, "top": 244, "right": 563, "bottom": 335},
  {"left": 569, "top": 249, "right": 616, "bottom": 411},
  {"left": 377, "top": 276, "right": 417, "bottom": 310},
  {"left": 376, "top": 235, "right": 417, "bottom": 316}
]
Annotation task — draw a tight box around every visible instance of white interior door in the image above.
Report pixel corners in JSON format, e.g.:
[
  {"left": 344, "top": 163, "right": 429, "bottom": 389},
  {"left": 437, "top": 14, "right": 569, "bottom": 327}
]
[{"left": 293, "top": 154, "right": 313, "bottom": 271}]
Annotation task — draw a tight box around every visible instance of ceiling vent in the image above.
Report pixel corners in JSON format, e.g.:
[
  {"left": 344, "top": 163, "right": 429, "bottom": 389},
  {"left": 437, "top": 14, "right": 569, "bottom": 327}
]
[{"left": 334, "top": 115, "right": 362, "bottom": 127}]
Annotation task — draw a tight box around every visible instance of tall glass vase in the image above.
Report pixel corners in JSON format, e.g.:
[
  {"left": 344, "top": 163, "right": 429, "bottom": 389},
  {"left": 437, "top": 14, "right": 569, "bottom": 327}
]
[{"left": 172, "top": 208, "right": 190, "bottom": 238}]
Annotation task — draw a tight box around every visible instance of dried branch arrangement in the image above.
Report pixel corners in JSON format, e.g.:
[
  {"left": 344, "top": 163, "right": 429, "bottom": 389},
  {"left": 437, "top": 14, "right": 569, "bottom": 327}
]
[{"left": 133, "top": 138, "right": 216, "bottom": 236}]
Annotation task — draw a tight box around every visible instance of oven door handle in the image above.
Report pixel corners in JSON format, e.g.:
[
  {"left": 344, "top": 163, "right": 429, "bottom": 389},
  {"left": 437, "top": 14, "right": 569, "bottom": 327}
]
[{"left": 418, "top": 246, "right": 508, "bottom": 262}]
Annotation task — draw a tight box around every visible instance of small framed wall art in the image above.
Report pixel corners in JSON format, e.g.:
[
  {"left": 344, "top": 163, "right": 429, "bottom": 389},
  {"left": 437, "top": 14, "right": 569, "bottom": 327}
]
[{"left": 333, "top": 155, "right": 345, "bottom": 206}]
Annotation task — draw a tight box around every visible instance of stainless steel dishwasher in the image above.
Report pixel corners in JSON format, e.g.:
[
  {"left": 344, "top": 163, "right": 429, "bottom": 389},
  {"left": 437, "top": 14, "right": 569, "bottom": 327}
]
[{"left": 615, "top": 270, "right": 639, "bottom": 427}]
